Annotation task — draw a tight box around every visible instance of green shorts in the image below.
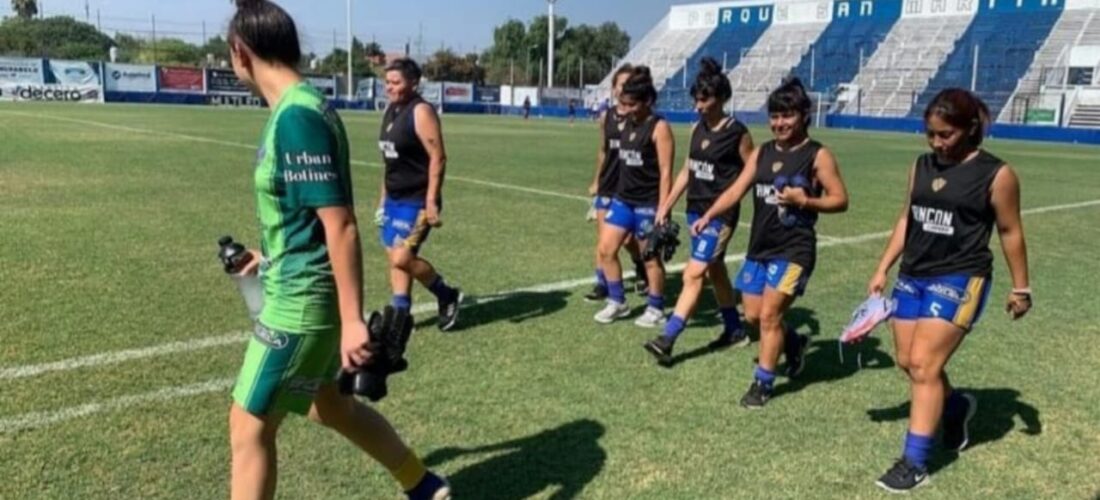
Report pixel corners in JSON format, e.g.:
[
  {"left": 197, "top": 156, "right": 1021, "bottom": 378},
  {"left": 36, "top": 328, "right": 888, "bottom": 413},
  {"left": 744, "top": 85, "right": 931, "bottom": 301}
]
[{"left": 231, "top": 322, "right": 341, "bottom": 416}]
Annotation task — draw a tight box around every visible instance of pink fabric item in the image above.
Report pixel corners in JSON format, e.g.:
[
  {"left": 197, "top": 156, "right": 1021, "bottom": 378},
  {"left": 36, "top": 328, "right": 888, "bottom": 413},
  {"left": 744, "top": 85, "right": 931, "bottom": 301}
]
[{"left": 840, "top": 294, "right": 896, "bottom": 344}]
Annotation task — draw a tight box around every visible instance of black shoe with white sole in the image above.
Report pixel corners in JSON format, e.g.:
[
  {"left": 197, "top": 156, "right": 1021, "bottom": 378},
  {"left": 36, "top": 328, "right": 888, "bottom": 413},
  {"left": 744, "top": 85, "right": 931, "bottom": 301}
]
[
  {"left": 875, "top": 457, "right": 929, "bottom": 493},
  {"left": 437, "top": 290, "right": 463, "bottom": 332}
]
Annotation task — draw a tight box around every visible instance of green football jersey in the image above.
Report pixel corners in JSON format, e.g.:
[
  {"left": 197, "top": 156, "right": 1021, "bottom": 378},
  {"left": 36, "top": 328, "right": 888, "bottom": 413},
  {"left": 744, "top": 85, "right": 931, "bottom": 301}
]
[{"left": 253, "top": 82, "right": 353, "bottom": 334}]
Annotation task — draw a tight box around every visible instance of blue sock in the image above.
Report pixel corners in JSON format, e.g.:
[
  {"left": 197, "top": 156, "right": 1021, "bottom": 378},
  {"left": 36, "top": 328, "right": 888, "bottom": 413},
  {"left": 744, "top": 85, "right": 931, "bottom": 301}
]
[
  {"left": 428, "top": 275, "right": 456, "bottom": 301},
  {"left": 392, "top": 294, "right": 412, "bottom": 311},
  {"left": 903, "top": 431, "right": 934, "bottom": 468},
  {"left": 662, "top": 315, "right": 686, "bottom": 341},
  {"left": 753, "top": 365, "right": 776, "bottom": 390},
  {"left": 607, "top": 281, "right": 625, "bottom": 304},
  {"left": 647, "top": 294, "right": 664, "bottom": 310},
  {"left": 595, "top": 269, "right": 607, "bottom": 288},
  {"left": 720, "top": 307, "right": 742, "bottom": 335}
]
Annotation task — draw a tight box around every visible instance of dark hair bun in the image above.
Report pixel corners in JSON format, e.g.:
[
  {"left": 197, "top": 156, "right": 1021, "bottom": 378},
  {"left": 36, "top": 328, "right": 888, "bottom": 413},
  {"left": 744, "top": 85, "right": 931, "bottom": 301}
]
[
  {"left": 698, "top": 57, "right": 722, "bottom": 77},
  {"left": 235, "top": 0, "right": 265, "bottom": 8}
]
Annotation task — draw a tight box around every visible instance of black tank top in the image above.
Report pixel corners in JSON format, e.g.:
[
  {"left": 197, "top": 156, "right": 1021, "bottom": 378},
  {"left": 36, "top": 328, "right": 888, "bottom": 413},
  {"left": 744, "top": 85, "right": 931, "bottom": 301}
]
[
  {"left": 616, "top": 114, "right": 664, "bottom": 206},
  {"left": 379, "top": 96, "right": 430, "bottom": 202},
  {"left": 687, "top": 117, "right": 748, "bottom": 225},
  {"left": 598, "top": 110, "right": 626, "bottom": 196},
  {"left": 746, "top": 139, "right": 824, "bottom": 269},
  {"left": 900, "top": 150, "right": 1004, "bottom": 277}
]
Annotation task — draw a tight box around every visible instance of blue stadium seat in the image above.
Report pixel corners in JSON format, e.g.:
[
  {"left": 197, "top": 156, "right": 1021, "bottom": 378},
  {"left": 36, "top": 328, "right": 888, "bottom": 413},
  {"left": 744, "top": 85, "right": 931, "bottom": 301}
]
[
  {"left": 790, "top": 0, "right": 902, "bottom": 94},
  {"left": 660, "top": 5, "right": 773, "bottom": 110},
  {"left": 910, "top": 0, "right": 1063, "bottom": 118}
]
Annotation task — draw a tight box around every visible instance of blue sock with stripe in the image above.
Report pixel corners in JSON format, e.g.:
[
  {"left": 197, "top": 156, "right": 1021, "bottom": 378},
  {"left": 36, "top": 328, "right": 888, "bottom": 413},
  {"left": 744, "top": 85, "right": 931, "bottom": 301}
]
[
  {"left": 662, "top": 315, "right": 686, "bottom": 341},
  {"left": 647, "top": 294, "right": 664, "bottom": 310},
  {"left": 595, "top": 269, "right": 607, "bottom": 289},
  {"left": 753, "top": 365, "right": 776, "bottom": 390},
  {"left": 903, "top": 431, "right": 934, "bottom": 468},
  {"left": 428, "top": 275, "right": 457, "bottom": 301},
  {"left": 607, "top": 281, "right": 625, "bottom": 304},
  {"left": 720, "top": 307, "right": 742, "bottom": 335},
  {"left": 392, "top": 294, "right": 412, "bottom": 312}
]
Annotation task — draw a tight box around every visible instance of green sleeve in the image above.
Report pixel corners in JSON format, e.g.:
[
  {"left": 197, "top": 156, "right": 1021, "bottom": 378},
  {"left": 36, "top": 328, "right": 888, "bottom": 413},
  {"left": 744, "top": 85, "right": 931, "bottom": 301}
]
[{"left": 275, "top": 105, "right": 351, "bottom": 208}]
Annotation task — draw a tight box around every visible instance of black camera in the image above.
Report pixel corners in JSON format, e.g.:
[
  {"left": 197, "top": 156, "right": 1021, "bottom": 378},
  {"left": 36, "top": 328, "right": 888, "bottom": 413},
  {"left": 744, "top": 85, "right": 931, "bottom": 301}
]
[
  {"left": 643, "top": 220, "right": 681, "bottom": 263},
  {"left": 337, "top": 306, "right": 414, "bottom": 402}
]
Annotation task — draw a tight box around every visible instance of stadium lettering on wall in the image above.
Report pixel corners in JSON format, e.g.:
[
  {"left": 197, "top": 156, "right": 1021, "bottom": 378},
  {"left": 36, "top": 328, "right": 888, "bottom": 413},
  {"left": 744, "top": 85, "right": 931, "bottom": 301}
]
[{"left": 0, "top": 84, "right": 102, "bottom": 103}]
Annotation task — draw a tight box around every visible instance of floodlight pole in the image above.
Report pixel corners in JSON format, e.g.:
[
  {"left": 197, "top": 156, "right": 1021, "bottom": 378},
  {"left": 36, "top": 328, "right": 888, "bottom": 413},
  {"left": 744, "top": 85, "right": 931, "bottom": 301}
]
[
  {"left": 347, "top": 0, "right": 354, "bottom": 100},
  {"left": 547, "top": 0, "right": 557, "bottom": 88}
]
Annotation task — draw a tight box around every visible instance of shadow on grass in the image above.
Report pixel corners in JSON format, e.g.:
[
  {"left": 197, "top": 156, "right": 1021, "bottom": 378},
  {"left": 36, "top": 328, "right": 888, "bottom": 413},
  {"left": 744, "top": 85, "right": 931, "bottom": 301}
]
[
  {"left": 415, "top": 290, "right": 570, "bottom": 332},
  {"left": 424, "top": 419, "right": 606, "bottom": 500},
  {"left": 660, "top": 306, "right": 824, "bottom": 370},
  {"left": 866, "top": 387, "right": 1042, "bottom": 474},
  {"left": 769, "top": 336, "right": 895, "bottom": 400}
]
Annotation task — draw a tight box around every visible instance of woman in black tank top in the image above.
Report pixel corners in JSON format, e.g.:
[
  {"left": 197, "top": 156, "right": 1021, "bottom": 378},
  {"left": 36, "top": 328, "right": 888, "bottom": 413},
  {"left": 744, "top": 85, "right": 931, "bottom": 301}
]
[
  {"left": 865, "top": 89, "right": 1031, "bottom": 492},
  {"left": 692, "top": 78, "right": 849, "bottom": 408},
  {"left": 376, "top": 59, "right": 463, "bottom": 332},
  {"left": 584, "top": 65, "right": 649, "bottom": 303},
  {"left": 643, "top": 58, "right": 755, "bottom": 363},
  {"left": 592, "top": 66, "right": 675, "bottom": 328}
]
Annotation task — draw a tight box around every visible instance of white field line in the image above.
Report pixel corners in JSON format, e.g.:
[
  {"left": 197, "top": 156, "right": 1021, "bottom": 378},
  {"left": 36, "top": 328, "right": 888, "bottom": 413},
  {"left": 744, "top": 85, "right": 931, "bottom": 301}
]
[
  {"left": 0, "top": 110, "right": 589, "bottom": 204},
  {"left": 0, "top": 199, "right": 1097, "bottom": 432},
  {"left": 0, "top": 111, "right": 815, "bottom": 228},
  {"left": 0, "top": 378, "right": 235, "bottom": 434}
]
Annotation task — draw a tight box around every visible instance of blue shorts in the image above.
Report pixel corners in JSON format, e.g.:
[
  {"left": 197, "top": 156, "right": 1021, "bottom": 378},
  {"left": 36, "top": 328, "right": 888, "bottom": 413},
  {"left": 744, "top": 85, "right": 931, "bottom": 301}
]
[
  {"left": 592, "top": 195, "right": 613, "bottom": 212},
  {"left": 605, "top": 198, "right": 657, "bottom": 240},
  {"left": 736, "top": 259, "right": 811, "bottom": 297},
  {"left": 686, "top": 211, "right": 734, "bottom": 264},
  {"left": 380, "top": 197, "right": 433, "bottom": 251},
  {"left": 892, "top": 274, "right": 992, "bottom": 331}
]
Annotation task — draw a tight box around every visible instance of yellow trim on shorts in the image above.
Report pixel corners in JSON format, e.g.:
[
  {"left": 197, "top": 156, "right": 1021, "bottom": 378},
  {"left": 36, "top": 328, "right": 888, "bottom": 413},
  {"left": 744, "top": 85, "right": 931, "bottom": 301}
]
[
  {"left": 952, "top": 276, "right": 986, "bottom": 328},
  {"left": 776, "top": 262, "right": 805, "bottom": 295},
  {"left": 715, "top": 224, "right": 734, "bottom": 256},
  {"left": 403, "top": 209, "right": 431, "bottom": 249}
]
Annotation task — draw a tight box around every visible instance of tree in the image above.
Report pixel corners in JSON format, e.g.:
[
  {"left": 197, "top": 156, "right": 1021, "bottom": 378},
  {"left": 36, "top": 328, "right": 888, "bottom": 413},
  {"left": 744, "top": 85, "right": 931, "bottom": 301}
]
[
  {"left": 11, "top": 0, "right": 37, "bottom": 20},
  {"left": 313, "top": 37, "right": 374, "bottom": 76},
  {"left": 201, "top": 35, "right": 229, "bottom": 64},
  {"left": 423, "top": 49, "right": 484, "bottom": 84},
  {"left": 0, "top": 16, "right": 112, "bottom": 59},
  {"left": 480, "top": 15, "right": 629, "bottom": 86},
  {"left": 480, "top": 19, "right": 527, "bottom": 84},
  {"left": 364, "top": 40, "right": 385, "bottom": 65}
]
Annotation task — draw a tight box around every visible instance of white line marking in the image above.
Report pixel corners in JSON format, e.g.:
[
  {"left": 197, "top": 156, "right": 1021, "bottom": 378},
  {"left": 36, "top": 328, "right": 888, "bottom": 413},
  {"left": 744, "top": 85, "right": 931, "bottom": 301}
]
[
  {"left": 0, "top": 110, "right": 589, "bottom": 204},
  {"left": 0, "top": 111, "right": 840, "bottom": 235},
  {"left": 0, "top": 333, "right": 246, "bottom": 381},
  {"left": 0, "top": 378, "right": 235, "bottom": 434},
  {"left": 0, "top": 229, "right": 891, "bottom": 383},
  {"left": 0, "top": 199, "right": 1096, "bottom": 432},
  {"left": 1016, "top": 199, "right": 1100, "bottom": 215}
]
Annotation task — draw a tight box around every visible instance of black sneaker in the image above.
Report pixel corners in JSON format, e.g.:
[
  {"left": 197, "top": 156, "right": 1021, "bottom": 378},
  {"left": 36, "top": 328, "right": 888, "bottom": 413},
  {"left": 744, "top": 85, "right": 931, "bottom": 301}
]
[
  {"left": 875, "top": 457, "right": 929, "bottom": 493},
  {"left": 584, "top": 285, "right": 609, "bottom": 303},
  {"left": 739, "top": 380, "right": 772, "bottom": 409},
  {"left": 643, "top": 336, "right": 674, "bottom": 365},
  {"left": 437, "top": 289, "right": 463, "bottom": 332},
  {"left": 942, "top": 392, "right": 977, "bottom": 452},
  {"left": 784, "top": 333, "right": 809, "bottom": 378},
  {"left": 706, "top": 329, "right": 751, "bottom": 350}
]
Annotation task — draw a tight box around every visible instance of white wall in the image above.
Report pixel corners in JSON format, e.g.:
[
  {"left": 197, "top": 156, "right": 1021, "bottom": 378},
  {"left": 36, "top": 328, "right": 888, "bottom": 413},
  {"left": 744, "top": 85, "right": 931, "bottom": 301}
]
[
  {"left": 1069, "top": 46, "right": 1100, "bottom": 67},
  {"left": 773, "top": 0, "right": 834, "bottom": 24},
  {"left": 900, "top": 0, "right": 979, "bottom": 18}
]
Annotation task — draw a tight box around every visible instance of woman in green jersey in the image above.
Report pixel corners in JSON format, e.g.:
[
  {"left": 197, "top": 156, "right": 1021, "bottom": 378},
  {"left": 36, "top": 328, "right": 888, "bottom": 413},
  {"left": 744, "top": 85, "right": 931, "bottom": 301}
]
[{"left": 225, "top": 2, "right": 448, "bottom": 499}]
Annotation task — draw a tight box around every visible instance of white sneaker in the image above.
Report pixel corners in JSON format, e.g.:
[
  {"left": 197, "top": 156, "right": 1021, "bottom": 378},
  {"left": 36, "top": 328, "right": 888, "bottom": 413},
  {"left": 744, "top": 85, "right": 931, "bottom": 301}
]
[
  {"left": 594, "top": 301, "right": 631, "bottom": 324},
  {"left": 634, "top": 306, "right": 667, "bottom": 328}
]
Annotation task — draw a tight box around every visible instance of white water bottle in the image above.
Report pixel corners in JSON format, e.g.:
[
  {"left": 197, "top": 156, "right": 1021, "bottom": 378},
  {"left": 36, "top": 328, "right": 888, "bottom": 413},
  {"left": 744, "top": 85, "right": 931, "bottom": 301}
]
[{"left": 218, "top": 236, "right": 264, "bottom": 320}]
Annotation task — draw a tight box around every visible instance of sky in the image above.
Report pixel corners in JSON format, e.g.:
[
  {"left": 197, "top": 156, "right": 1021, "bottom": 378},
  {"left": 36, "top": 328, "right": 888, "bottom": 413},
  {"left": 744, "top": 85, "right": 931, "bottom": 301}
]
[{"left": 0, "top": 0, "right": 718, "bottom": 57}]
